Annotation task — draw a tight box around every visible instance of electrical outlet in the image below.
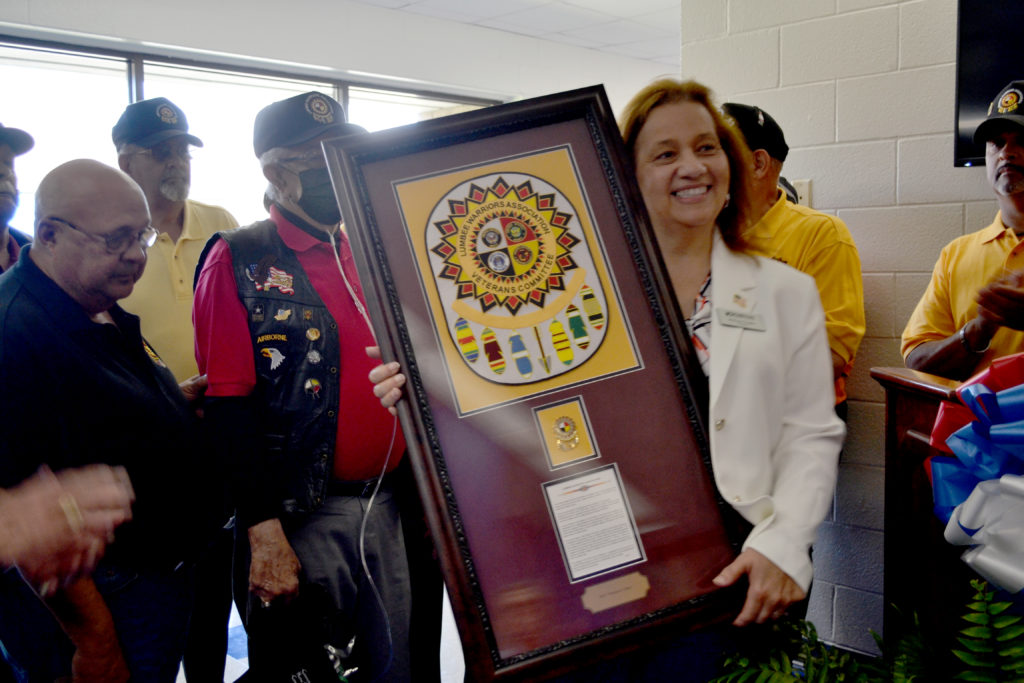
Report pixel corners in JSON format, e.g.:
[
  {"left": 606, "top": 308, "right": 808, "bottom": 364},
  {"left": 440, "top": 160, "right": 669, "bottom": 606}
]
[{"left": 792, "top": 179, "right": 811, "bottom": 207}]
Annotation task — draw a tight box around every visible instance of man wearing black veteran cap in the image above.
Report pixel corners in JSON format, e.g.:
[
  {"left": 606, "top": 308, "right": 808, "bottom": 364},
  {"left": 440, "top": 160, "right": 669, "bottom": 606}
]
[
  {"left": 194, "top": 92, "right": 440, "bottom": 681},
  {"left": 903, "top": 80, "right": 1024, "bottom": 380},
  {"left": 0, "top": 122, "right": 34, "bottom": 274},
  {"left": 723, "top": 102, "right": 864, "bottom": 418},
  {"left": 113, "top": 97, "right": 238, "bottom": 381}
]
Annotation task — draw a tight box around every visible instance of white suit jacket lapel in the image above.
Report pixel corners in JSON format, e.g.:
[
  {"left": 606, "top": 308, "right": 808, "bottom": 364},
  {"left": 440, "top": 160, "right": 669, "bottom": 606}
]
[{"left": 709, "top": 234, "right": 759, "bottom": 409}]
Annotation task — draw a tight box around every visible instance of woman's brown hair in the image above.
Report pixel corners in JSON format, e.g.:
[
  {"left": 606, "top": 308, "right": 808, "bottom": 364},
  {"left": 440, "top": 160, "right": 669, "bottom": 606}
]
[{"left": 620, "top": 79, "right": 755, "bottom": 251}]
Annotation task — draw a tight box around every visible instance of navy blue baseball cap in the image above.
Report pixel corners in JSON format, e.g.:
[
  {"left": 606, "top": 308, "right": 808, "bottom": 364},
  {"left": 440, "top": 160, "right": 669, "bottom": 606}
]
[
  {"left": 253, "top": 91, "right": 365, "bottom": 158},
  {"left": 0, "top": 123, "right": 33, "bottom": 155},
  {"left": 112, "top": 97, "right": 203, "bottom": 148}
]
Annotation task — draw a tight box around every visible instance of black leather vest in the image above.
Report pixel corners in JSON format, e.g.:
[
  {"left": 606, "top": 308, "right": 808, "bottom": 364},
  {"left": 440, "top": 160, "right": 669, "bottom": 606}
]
[{"left": 202, "top": 220, "right": 342, "bottom": 513}]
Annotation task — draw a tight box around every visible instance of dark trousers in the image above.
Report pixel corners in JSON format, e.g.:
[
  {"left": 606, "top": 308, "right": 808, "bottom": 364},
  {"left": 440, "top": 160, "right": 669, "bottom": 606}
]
[
  {"left": 183, "top": 526, "right": 235, "bottom": 682},
  {"left": 92, "top": 560, "right": 196, "bottom": 683},
  {"left": 235, "top": 460, "right": 441, "bottom": 683}
]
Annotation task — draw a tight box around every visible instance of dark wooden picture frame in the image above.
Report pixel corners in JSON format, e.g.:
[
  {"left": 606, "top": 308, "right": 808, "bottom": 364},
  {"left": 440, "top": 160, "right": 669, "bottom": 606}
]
[{"left": 323, "top": 85, "right": 742, "bottom": 680}]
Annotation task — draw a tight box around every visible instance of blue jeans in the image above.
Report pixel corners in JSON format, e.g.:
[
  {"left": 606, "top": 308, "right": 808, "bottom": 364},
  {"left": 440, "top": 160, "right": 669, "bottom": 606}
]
[{"left": 93, "top": 561, "right": 195, "bottom": 683}]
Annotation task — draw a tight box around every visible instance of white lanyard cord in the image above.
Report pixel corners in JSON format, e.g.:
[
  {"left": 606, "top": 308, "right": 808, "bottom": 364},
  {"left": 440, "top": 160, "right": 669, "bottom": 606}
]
[{"left": 328, "top": 227, "right": 376, "bottom": 343}]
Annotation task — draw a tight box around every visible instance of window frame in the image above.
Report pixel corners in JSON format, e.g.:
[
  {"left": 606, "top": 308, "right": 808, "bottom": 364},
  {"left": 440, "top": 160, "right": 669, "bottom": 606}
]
[{"left": 0, "top": 32, "right": 502, "bottom": 110}]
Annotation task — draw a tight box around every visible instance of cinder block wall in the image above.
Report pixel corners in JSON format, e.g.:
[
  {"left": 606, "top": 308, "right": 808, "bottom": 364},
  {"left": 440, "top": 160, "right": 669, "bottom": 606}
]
[{"left": 678, "top": 0, "right": 996, "bottom": 653}]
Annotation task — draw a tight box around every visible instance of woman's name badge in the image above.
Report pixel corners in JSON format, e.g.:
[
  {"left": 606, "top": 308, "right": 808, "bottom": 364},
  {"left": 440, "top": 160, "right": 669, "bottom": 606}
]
[{"left": 717, "top": 308, "right": 766, "bottom": 331}]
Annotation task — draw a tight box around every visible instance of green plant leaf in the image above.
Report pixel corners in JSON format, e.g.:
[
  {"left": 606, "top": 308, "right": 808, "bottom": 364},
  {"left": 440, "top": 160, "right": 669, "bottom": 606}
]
[
  {"left": 995, "top": 624, "right": 1024, "bottom": 641},
  {"left": 991, "top": 614, "right": 1022, "bottom": 629},
  {"left": 952, "top": 649, "right": 995, "bottom": 667},
  {"left": 955, "top": 637, "right": 994, "bottom": 653},
  {"left": 961, "top": 626, "right": 994, "bottom": 639},
  {"left": 953, "top": 673, "right": 998, "bottom": 682},
  {"left": 962, "top": 612, "right": 990, "bottom": 625},
  {"left": 987, "top": 601, "right": 1013, "bottom": 615}
]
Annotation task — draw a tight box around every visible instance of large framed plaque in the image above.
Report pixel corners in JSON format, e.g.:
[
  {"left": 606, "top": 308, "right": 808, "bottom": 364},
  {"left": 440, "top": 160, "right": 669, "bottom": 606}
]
[{"left": 324, "top": 86, "right": 742, "bottom": 680}]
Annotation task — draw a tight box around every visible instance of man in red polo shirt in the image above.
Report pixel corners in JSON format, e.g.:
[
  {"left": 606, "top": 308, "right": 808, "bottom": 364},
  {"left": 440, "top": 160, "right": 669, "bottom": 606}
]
[{"left": 193, "top": 92, "right": 439, "bottom": 682}]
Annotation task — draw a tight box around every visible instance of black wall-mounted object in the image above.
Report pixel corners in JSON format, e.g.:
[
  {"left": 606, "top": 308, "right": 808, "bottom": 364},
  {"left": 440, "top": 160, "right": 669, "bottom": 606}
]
[{"left": 955, "top": 0, "right": 1024, "bottom": 167}]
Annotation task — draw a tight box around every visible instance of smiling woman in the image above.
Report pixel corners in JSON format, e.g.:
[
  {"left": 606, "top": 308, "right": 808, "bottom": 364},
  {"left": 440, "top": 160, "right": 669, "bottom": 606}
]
[
  {"left": 589, "top": 78, "right": 845, "bottom": 680},
  {"left": 633, "top": 101, "right": 733, "bottom": 253}
]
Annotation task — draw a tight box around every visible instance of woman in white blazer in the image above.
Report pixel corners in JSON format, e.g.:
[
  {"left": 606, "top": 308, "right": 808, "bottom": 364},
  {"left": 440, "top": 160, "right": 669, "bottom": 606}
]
[
  {"left": 620, "top": 79, "right": 844, "bottom": 628},
  {"left": 370, "top": 79, "right": 844, "bottom": 678}
]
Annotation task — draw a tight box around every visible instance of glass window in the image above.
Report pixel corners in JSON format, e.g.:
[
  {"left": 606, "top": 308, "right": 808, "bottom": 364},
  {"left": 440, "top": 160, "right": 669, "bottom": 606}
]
[
  {"left": 0, "top": 40, "right": 495, "bottom": 234},
  {"left": 0, "top": 44, "right": 129, "bottom": 233},
  {"left": 348, "top": 86, "right": 482, "bottom": 132},
  {"left": 141, "top": 63, "right": 336, "bottom": 225}
]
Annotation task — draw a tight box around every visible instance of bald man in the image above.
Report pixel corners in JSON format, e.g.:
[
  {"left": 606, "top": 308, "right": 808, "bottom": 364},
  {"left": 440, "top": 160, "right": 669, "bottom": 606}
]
[{"left": 0, "top": 160, "right": 221, "bottom": 683}]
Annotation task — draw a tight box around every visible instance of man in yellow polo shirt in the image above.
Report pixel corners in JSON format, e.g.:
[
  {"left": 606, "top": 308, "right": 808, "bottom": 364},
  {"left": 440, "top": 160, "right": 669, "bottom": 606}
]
[
  {"left": 902, "top": 80, "right": 1024, "bottom": 381},
  {"left": 114, "top": 97, "right": 238, "bottom": 381},
  {"left": 723, "top": 102, "right": 865, "bottom": 418},
  {"left": 112, "top": 97, "right": 238, "bottom": 683}
]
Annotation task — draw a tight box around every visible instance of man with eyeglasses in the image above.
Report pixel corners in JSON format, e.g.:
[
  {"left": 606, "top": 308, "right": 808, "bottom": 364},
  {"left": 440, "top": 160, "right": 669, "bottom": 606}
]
[
  {"left": 193, "top": 92, "right": 441, "bottom": 682},
  {"left": 0, "top": 159, "right": 222, "bottom": 682},
  {"left": 112, "top": 97, "right": 237, "bottom": 683},
  {"left": 0, "top": 122, "right": 33, "bottom": 275},
  {"left": 113, "top": 97, "right": 238, "bottom": 382}
]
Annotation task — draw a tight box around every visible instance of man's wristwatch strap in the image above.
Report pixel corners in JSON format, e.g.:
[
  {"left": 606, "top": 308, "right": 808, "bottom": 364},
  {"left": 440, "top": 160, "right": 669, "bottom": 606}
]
[{"left": 959, "top": 324, "right": 991, "bottom": 354}]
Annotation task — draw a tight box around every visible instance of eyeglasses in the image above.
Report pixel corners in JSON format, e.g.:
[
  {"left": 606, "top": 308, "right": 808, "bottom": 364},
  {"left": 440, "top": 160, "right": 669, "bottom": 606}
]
[
  {"left": 134, "top": 144, "right": 192, "bottom": 164},
  {"left": 47, "top": 216, "right": 158, "bottom": 254}
]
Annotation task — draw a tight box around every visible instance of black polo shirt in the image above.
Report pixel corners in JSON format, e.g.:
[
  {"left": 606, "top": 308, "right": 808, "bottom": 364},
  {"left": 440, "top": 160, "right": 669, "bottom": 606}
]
[{"left": 0, "top": 246, "right": 220, "bottom": 569}]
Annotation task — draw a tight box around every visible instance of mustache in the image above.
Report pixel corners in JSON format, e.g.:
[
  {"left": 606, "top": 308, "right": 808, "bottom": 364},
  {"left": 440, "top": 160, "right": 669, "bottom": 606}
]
[{"left": 997, "top": 162, "right": 1024, "bottom": 175}]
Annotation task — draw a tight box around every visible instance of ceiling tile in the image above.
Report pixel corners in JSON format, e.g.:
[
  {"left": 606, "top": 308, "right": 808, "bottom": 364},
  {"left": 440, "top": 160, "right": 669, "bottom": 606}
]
[
  {"left": 345, "top": 0, "right": 681, "bottom": 67},
  {"left": 561, "top": 19, "right": 671, "bottom": 45},
  {"left": 604, "top": 36, "right": 681, "bottom": 60},
  {"left": 632, "top": 6, "right": 682, "bottom": 29},
  {"left": 560, "top": 0, "right": 678, "bottom": 19},
  {"left": 351, "top": 0, "right": 415, "bottom": 7},
  {"left": 482, "top": 1, "right": 613, "bottom": 34},
  {"left": 401, "top": 0, "right": 554, "bottom": 21},
  {"left": 538, "top": 31, "right": 608, "bottom": 49}
]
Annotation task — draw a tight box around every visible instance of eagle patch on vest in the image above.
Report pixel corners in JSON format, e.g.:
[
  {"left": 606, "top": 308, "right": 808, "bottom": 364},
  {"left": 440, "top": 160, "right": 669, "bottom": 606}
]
[{"left": 246, "top": 255, "right": 295, "bottom": 295}]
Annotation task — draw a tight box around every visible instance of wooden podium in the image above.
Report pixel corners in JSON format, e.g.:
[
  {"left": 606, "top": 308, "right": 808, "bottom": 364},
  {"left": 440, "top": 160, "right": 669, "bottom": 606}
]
[{"left": 871, "top": 367, "right": 978, "bottom": 652}]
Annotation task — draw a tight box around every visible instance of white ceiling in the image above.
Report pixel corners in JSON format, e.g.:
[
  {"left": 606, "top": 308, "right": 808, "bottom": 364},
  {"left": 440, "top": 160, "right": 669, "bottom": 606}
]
[{"left": 349, "top": 0, "right": 682, "bottom": 67}]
